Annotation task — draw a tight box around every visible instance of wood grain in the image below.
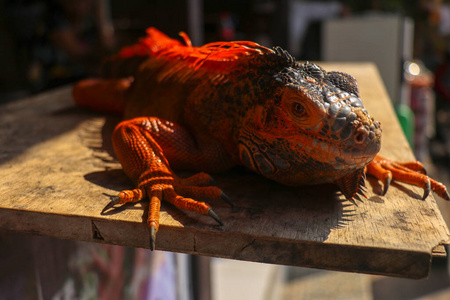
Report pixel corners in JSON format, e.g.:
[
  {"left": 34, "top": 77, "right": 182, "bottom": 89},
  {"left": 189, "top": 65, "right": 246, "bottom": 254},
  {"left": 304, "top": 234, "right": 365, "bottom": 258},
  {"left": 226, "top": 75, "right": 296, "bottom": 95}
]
[{"left": 0, "top": 63, "right": 448, "bottom": 279}]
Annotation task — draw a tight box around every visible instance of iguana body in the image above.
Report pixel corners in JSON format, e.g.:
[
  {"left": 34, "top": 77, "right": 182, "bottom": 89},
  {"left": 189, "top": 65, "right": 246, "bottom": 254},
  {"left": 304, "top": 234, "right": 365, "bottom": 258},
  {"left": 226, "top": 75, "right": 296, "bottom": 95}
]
[{"left": 73, "top": 28, "right": 449, "bottom": 250}]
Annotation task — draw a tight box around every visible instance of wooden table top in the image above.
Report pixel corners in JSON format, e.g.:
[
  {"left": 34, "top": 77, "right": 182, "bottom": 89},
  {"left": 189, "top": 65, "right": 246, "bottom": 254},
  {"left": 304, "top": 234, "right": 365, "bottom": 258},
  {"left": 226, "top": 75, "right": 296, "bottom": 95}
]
[{"left": 1, "top": 63, "right": 448, "bottom": 279}]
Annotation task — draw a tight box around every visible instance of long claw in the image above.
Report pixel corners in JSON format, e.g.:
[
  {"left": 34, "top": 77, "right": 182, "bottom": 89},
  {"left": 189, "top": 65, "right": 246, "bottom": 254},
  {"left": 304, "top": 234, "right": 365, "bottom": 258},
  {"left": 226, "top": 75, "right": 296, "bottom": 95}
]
[
  {"left": 209, "top": 177, "right": 217, "bottom": 186},
  {"left": 382, "top": 176, "right": 391, "bottom": 196},
  {"left": 444, "top": 191, "right": 450, "bottom": 201},
  {"left": 367, "top": 155, "right": 450, "bottom": 201},
  {"left": 150, "top": 224, "right": 157, "bottom": 251},
  {"left": 220, "top": 191, "right": 234, "bottom": 208},
  {"left": 354, "top": 194, "right": 364, "bottom": 203},
  {"left": 207, "top": 208, "right": 224, "bottom": 226},
  {"left": 423, "top": 179, "right": 431, "bottom": 200},
  {"left": 358, "top": 192, "right": 368, "bottom": 199},
  {"left": 421, "top": 166, "right": 427, "bottom": 175},
  {"left": 101, "top": 196, "right": 120, "bottom": 214},
  {"left": 348, "top": 197, "right": 358, "bottom": 206}
]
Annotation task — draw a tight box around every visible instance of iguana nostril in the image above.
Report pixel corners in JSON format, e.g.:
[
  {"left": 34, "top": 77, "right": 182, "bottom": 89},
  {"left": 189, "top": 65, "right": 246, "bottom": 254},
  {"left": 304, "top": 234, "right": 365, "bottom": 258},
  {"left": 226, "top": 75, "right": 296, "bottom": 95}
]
[{"left": 355, "top": 127, "right": 368, "bottom": 144}]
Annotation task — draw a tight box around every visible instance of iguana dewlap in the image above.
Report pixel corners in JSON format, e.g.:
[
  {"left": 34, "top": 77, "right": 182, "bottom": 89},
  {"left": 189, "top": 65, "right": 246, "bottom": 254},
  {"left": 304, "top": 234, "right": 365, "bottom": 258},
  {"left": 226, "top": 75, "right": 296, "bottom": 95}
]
[{"left": 73, "top": 28, "right": 449, "bottom": 250}]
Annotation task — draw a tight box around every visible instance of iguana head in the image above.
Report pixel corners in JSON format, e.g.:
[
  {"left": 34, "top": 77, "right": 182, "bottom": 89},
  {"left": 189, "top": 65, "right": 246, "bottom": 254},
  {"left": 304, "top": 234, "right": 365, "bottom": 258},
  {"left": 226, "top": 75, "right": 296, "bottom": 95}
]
[{"left": 238, "top": 52, "right": 381, "bottom": 200}]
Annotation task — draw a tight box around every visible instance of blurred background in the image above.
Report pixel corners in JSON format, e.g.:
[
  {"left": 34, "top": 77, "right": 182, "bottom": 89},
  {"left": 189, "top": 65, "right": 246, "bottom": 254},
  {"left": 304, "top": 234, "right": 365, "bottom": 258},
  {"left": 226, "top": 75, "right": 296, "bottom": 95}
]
[{"left": 2, "top": 0, "right": 450, "bottom": 299}]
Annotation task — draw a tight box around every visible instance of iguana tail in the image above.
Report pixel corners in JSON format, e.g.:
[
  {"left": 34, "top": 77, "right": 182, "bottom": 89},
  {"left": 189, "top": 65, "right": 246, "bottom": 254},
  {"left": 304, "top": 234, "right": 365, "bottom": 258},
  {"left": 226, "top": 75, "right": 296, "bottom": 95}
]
[{"left": 72, "top": 78, "right": 131, "bottom": 114}]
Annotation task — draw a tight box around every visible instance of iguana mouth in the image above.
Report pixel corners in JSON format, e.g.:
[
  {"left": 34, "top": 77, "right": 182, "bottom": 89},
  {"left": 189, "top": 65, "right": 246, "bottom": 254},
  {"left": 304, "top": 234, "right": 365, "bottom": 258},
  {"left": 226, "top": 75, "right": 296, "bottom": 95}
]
[{"left": 305, "top": 115, "right": 381, "bottom": 169}]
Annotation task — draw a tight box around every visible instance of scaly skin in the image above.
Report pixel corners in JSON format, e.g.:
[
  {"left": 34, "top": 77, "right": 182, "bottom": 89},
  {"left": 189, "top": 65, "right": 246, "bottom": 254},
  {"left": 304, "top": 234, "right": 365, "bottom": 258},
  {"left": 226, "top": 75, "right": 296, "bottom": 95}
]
[{"left": 73, "top": 28, "right": 449, "bottom": 250}]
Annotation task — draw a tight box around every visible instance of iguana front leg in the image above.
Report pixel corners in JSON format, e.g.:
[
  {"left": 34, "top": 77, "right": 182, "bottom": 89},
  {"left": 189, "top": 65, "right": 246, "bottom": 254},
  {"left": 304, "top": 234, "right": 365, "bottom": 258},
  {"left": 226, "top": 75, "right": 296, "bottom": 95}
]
[
  {"left": 106, "top": 117, "right": 233, "bottom": 250},
  {"left": 366, "top": 155, "right": 450, "bottom": 200}
]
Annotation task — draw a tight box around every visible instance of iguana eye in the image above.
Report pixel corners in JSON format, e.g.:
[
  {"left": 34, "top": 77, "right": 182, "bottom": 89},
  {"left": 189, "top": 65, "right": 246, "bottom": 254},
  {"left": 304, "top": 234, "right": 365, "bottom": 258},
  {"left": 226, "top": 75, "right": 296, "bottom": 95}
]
[{"left": 292, "top": 102, "right": 306, "bottom": 117}]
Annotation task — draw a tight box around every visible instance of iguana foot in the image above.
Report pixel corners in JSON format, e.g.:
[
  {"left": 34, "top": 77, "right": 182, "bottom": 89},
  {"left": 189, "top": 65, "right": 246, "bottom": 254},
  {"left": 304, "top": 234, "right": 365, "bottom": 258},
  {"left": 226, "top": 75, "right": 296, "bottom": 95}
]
[
  {"left": 109, "top": 117, "right": 235, "bottom": 250},
  {"left": 366, "top": 155, "right": 450, "bottom": 200},
  {"left": 102, "top": 172, "right": 229, "bottom": 250}
]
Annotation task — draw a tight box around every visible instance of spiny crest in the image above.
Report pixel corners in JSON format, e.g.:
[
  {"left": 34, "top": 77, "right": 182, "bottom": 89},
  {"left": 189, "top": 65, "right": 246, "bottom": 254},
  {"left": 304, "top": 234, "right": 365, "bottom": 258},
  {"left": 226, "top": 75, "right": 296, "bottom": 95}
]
[
  {"left": 273, "top": 46, "right": 296, "bottom": 68},
  {"left": 160, "top": 40, "right": 273, "bottom": 72},
  {"left": 301, "top": 62, "right": 326, "bottom": 79},
  {"left": 270, "top": 48, "right": 329, "bottom": 87},
  {"left": 154, "top": 41, "right": 275, "bottom": 83},
  {"left": 118, "top": 27, "right": 185, "bottom": 58},
  {"left": 336, "top": 169, "right": 367, "bottom": 205},
  {"left": 271, "top": 47, "right": 327, "bottom": 80},
  {"left": 117, "top": 27, "right": 274, "bottom": 71},
  {"left": 273, "top": 62, "right": 326, "bottom": 86}
]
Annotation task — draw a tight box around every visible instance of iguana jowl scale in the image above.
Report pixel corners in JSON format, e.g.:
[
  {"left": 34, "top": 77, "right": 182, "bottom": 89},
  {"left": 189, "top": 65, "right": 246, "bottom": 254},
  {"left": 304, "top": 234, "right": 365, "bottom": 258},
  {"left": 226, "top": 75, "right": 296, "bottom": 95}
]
[{"left": 73, "top": 28, "right": 449, "bottom": 250}]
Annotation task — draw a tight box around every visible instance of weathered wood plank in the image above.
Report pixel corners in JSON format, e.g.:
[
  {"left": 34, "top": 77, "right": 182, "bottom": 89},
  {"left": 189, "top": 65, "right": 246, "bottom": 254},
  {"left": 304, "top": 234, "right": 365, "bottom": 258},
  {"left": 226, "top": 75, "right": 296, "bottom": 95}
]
[{"left": 0, "top": 63, "right": 448, "bottom": 279}]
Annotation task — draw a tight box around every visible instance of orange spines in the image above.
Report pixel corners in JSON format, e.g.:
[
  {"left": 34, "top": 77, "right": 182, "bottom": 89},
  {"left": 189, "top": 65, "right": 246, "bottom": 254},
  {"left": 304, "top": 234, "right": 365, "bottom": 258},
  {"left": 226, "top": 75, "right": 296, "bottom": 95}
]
[
  {"left": 115, "top": 27, "right": 273, "bottom": 75},
  {"left": 118, "top": 27, "right": 186, "bottom": 58},
  {"left": 178, "top": 31, "right": 192, "bottom": 47},
  {"left": 157, "top": 40, "right": 273, "bottom": 74}
]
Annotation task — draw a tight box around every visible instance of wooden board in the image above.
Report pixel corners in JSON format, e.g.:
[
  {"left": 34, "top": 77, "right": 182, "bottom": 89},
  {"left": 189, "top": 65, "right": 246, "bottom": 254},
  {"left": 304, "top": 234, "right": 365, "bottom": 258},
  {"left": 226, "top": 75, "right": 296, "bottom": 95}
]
[{"left": 0, "top": 63, "right": 448, "bottom": 279}]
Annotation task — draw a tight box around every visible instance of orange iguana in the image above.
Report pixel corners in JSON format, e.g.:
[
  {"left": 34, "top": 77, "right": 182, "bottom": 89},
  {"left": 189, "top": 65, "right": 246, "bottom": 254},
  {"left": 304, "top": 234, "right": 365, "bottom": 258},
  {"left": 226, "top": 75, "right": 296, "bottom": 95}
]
[{"left": 73, "top": 28, "right": 449, "bottom": 250}]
